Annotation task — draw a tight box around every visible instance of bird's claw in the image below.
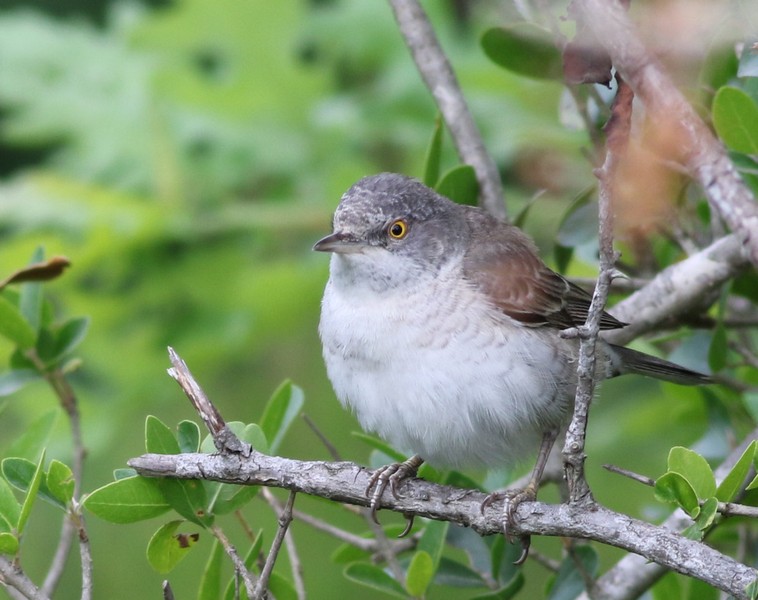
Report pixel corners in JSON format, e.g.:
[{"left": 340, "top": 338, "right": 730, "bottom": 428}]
[
  {"left": 481, "top": 484, "right": 537, "bottom": 565},
  {"left": 365, "top": 459, "right": 421, "bottom": 527}
]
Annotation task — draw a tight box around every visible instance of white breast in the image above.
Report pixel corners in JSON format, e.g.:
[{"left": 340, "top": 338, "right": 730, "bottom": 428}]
[{"left": 318, "top": 254, "right": 578, "bottom": 468}]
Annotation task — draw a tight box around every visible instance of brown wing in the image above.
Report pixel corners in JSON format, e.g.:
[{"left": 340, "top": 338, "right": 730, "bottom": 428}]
[{"left": 462, "top": 217, "right": 625, "bottom": 330}]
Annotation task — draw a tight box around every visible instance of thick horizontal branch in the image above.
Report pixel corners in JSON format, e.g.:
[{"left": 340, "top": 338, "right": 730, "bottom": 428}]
[
  {"left": 128, "top": 451, "right": 757, "bottom": 599},
  {"left": 605, "top": 233, "right": 746, "bottom": 344}
]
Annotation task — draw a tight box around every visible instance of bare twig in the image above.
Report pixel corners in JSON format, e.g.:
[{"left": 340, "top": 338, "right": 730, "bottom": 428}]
[
  {"left": 167, "top": 347, "right": 250, "bottom": 456},
  {"left": 302, "top": 413, "right": 341, "bottom": 461},
  {"left": 387, "top": 0, "right": 506, "bottom": 220},
  {"left": 75, "top": 510, "right": 93, "bottom": 600},
  {"left": 253, "top": 491, "right": 297, "bottom": 599},
  {"left": 603, "top": 464, "right": 655, "bottom": 487},
  {"left": 563, "top": 75, "right": 633, "bottom": 505},
  {"left": 259, "top": 490, "right": 306, "bottom": 600},
  {"left": 572, "top": 0, "right": 758, "bottom": 267},
  {"left": 0, "top": 557, "right": 49, "bottom": 600},
  {"left": 127, "top": 450, "right": 758, "bottom": 599},
  {"left": 209, "top": 524, "right": 257, "bottom": 598},
  {"left": 162, "top": 580, "right": 175, "bottom": 600}
]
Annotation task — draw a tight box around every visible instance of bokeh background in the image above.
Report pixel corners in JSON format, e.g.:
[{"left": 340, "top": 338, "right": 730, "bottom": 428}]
[{"left": 0, "top": 1, "right": 747, "bottom": 598}]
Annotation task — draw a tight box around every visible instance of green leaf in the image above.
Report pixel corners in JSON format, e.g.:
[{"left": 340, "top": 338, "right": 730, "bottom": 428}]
[
  {"left": 6, "top": 409, "right": 58, "bottom": 461},
  {"left": 0, "top": 294, "right": 36, "bottom": 349},
  {"left": 652, "top": 573, "right": 683, "bottom": 600},
  {"left": 197, "top": 539, "right": 224, "bottom": 600},
  {"left": 17, "top": 450, "right": 46, "bottom": 534},
  {"left": 331, "top": 540, "right": 371, "bottom": 564},
  {"left": 46, "top": 317, "right": 89, "bottom": 363},
  {"left": 0, "top": 532, "right": 19, "bottom": 556},
  {"left": 655, "top": 472, "right": 700, "bottom": 516},
  {"left": 745, "top": 577, "right": 758, "bottom": 600},
  {"left": 546, "top": 546, "right": 598, "bottom": 600},
  {"left": 147, "top": 520, "right": 200, "bottom": 574},
  {"left": 177, "top": 420, "right": 201, "bottom": 453},
  {"left": 83, "top": 476, "right": 170, "bottom": 523},
  {"left": 436, "top": 165, "right": 479, "bottom": 206},
  {"left": 434, "top": 557, "right": 486, "bottom": 588},
  {"left": 747, "top": 473, "right": 758, "bottom": 491},
  {"left": 209, "top": 483, "right": 258, "bottom": 516},
  {"left": 344, "top": 563, "right": 406, "bottom": 598},
  {"left": 46, "top": 460, "right": 74, "bottom": 505},
  {"left": 268, "top": 572, "right": 298, "bottom": 600},
  {"left": 417, "top": 519, "right": 448, "bottom": 573},
  {"left": 406, "top": 550, "right": 434, "bottom": 597},
  {"left": 351, "top": 432, "right": 406, "bottom": 462},
  {"left": 158, "top": 478, "right": 212, "bottom": 528},
  {"left": 423, "top": 115, "right": 444, "bottom": 187},
  {"left": 0, "top": 477, "right": 21, "bottom": 530},
  {"left": 0, "top": 369, "right": 41, "bottom": 397},
  {"left": 2, "top": 456, "right": 64, "bottom": 509},
  {"left": 712, "top": 87, "right": 758, "bottom": 154},
  {"left": 707, "top": 324, "right": 728, "bottom": 372},
  {"left": 481, "top": 24, "right": 562, "bottom": 80},
  {"left": 694, "top": 497, "right": 718, "bottom": 531},
  {"left": 470, "top": 572, "right": 524, "bottom": 599},
  {"left": 259, "top": 380, "right": 304, "bottom": 454},
  {"left": 145, "top": 415, "right": 181, "bottom": 455},
  {"left": 716, "top": 440, "right": 756, "bottom": 502},
  {"left": 19, "top": 247, "right": 45, "bottom": 336},
  {"left": 114, "top": 468, "right": 137, "bottom": 480},
  {"left": 667, "top": 447, "right": 717, "bottom": 499}
]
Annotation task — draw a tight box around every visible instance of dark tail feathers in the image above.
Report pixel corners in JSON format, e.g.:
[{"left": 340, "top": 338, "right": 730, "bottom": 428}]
[{"left": 610, "top": 344, "right": 711, "bottom": 386}]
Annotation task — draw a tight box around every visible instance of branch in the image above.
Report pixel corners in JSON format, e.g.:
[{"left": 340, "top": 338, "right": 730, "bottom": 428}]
[
  {"left": 253, "top": 491, "right": 296, "bottom": 600},
  {"left": 387, "top": 0, "right": 507, "bottom": 220},
  {"left": 127, "top": 451, "right": 758, "bottom": 599},
  {"left": 0, "top": 557, "right": 49, "bottom": 600},
  {"left": 580, "top": 427, "right": 758, "bottom": 600},
  {"left": 572, "top": 0, "right": 758, "bottom": 267}
]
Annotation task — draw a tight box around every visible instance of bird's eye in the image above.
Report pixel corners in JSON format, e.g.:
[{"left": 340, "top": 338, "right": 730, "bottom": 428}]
[{"left": 388, "top": 219, "right": 409, "bottom": 240}]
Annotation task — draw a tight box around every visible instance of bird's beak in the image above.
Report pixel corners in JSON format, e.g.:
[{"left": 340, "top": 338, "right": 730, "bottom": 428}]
[{"left": 313, "top": 232, "right": 367, "bottom": 254}]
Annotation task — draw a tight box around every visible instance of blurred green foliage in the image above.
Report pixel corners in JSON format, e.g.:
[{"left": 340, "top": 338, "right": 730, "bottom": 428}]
[{"left": 0, "top": 0, "right": 756, "bottom": 598}]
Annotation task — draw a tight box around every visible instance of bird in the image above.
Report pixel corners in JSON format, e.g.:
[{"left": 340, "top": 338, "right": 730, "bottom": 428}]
[{"left": 314, "top": 172, "right": 709, "bottom": 558}]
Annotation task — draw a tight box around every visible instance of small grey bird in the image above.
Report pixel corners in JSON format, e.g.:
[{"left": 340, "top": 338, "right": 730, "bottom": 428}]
[{"left": 314, "top": 173, "right": 708, "bottom": 546}]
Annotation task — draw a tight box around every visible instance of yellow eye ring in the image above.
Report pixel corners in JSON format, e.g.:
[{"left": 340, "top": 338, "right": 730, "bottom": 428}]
[{"left": 388, "top": 219, "right": 409, "bottom": 240}]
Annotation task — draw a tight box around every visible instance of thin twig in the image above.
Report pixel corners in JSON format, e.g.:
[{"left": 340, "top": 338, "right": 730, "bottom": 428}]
[
  {"left": 253, "top": 491, "right": 297, "bottom": 600},
  {"left": 387, "top": 0, "right": 506, "bottom": 220},
  {"left": 209, "top": 524, "right": 257, "bottom": 598},
  {"left": 74, "top": 510, "right": 93, "bottom": 600},
  {"left": 302, "top": 413, "right": 341, "bottom": 461},
  {"left": 0, "top": 557, "right": 49, "bottom": 600},
  {"left": 284, "top": 529, "right": 306, "bottom": 600},
  {"left": 603, "top": 464, "right": 655, "bottom": 487}
]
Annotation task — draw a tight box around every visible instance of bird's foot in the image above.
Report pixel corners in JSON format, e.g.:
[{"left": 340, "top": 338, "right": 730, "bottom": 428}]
[
  {"left": 481, "top": 483, "right": 538, "bottom": 565},
  {"left": 366, "top": 455, "right": 423, "bottom": 534}
]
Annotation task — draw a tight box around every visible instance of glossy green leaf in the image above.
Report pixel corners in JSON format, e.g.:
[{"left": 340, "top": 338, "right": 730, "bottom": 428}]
[
  {"left": 546, "top": 546, "right": 598, "bottom": 600},
  {"left": 0, "top": 369, "right": 41, "bottom": 397},
  {"left": 436, "top": 165, "right": 478, "bottom": 206},
  {"left": 481, "top": 24, "right": 562, "bottom": 80},
  {"left": 268, "top": 572, "right": 298, "bottom": 600},
  {"left": 655, "top": 472, "right": 699, "bottom": 516},
  {"left": 83, "top": 476, "right": 170, "bottom": 523},
  {"left": 6, "top": 409, "right": 58, "bottom": 461},
  {"left": 744, "top": 578, "right": 758, "bottom": 600},
  {"left": 177, "top": 420, "right": 201, "bottom": 453},
  {"left": 2, "top": 456, "right": 63, "bottom": 509},
  {"left": 712, "top": 87, "right": 758, "bottom": 154},
  {"left": 434, "top": 557, "right": 486, "bottom": 588},
  {"left": 114, "top": 468, "right": 137, "bottom": 480},
  {"left": 423, "top": 115, "right": 444, "bottom": 187},
  {"left": 145, "top": 415, "right": 181, "bottom": 455},
  {"left": 46, "top": 316, "right": 89, "bottom": 363},
  {"left": 344, "top": 562, "right": 406, "bottom": 598},
  {"left": 147, "top": 520, "right": 200, "bottom": 574},
  {"left": 197, "top": 539, "right": 224, "bottom": 600},
  {"left": 0, "top": 532, "right": 19, "bottom": 556},
  {"left": 17, "top": 450, "right": 46, "bottom": 534},
  {"left": 417, "top": 519, "right": 448, "bottom": 573},
  {"left": 716, "top": 440, "right": 756, "bottom": 502},
  {"left": 19, "top": 247, "right": 45, "bottom": 336},
  {"left": 158, "top": 478, "right": 211, "bottom": 528},
  {"left": 208, "top": 482, "right": 258, "bottom": 516},
  {"left": 470, "top": 572, "right": 524, "bottom": 599},
  {"left": 0, "top": 477, "right": 20, "bottom": 530},
  {"left": 0, "top": 294, "right": 36, "bottom": 349},
  {"left": 406, "top": 550, "right": 434, "bottom": 597},
  {"left": 46, "top": 460, "right": 74, "bottom": 505},
  {"left": 694, "top": 497, "right": 718, "bottom": 531},
  {"left": 259, "top": 380, "right": 303, "bottom": 454},
  {"left": 667, "top": 447, "right": 716, "bottom": 499}
]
